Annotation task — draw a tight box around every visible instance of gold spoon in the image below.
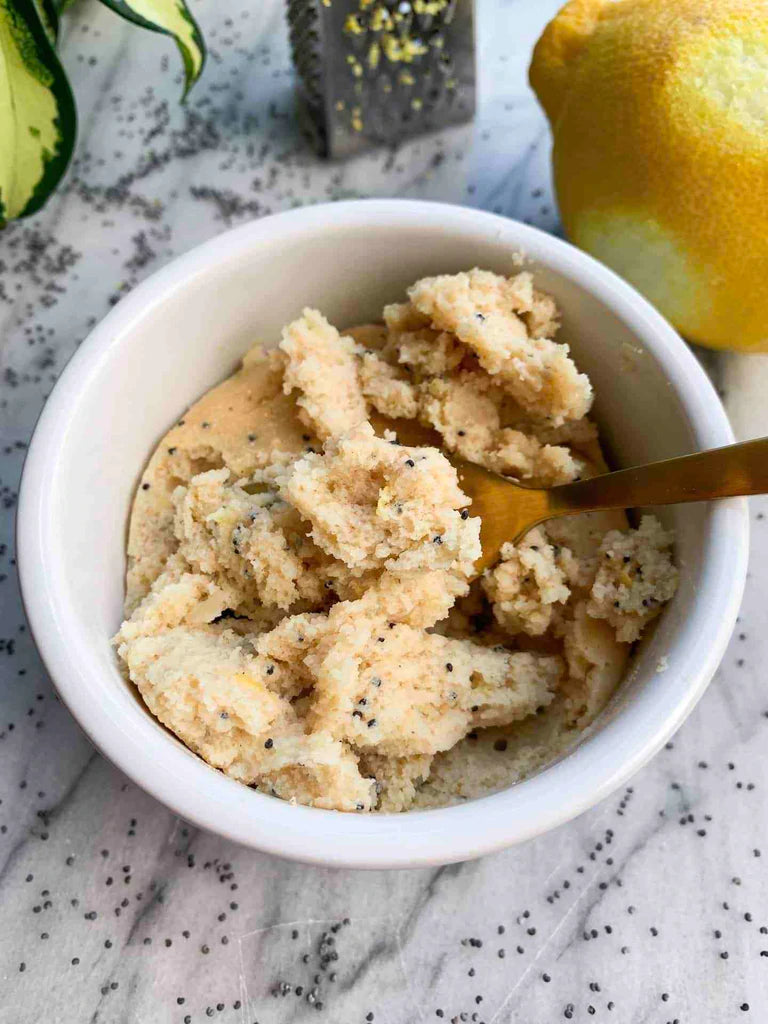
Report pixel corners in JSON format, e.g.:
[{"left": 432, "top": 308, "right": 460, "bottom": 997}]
[{"left": 370, "top": 413, "right": 767, "bottom": 575}]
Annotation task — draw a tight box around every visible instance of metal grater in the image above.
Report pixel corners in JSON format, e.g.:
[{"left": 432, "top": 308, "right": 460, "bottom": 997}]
[{"left": 286, "top": 0, "right": 476, "bottom": 159}]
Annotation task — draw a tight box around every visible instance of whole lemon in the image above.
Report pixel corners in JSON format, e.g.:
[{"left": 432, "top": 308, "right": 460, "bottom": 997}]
[{"left": 530, "top": 0, "right": 768, "bottom": 351}]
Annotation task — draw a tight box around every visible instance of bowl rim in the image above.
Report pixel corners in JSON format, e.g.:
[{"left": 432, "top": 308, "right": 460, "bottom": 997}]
[{"left": 17, "top": 199, "right": 749, "bottom": 869}]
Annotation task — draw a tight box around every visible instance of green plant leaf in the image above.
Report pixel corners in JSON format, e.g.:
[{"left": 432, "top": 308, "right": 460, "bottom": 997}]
[
  {"left": 97, "top": 0, "right": 205, "bottom": 98},
  {"left": 0, "top": 0, "right": 76, "bottom": 223},
  {"left": 33, "top": 0, "right": 58, "bottom": 43}
]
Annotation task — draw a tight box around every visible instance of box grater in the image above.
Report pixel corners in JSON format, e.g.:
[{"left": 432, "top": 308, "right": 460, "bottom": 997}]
[{"left": 286, "top": 0, "right": 476, "bottom": 158}]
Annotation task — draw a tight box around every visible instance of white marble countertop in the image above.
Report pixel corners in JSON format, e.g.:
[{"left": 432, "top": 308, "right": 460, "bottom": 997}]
[{"left": 2, "top": 1, "right": 768, "bottom": 1021}]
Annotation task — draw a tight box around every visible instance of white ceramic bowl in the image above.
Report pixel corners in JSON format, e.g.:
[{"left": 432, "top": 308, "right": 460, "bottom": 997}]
[{"left": 18, "top": 200, "right": 748, "bottom": 869}]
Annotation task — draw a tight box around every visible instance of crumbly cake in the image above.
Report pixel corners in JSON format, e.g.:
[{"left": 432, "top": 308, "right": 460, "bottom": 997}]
[{"left": 115, "top": 267, "right": 677, "bottom": 812}]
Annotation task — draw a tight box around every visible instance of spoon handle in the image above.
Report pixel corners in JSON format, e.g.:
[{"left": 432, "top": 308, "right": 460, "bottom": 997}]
[{"left": 548, "top": 437, "right": 768, "bottom": 518}]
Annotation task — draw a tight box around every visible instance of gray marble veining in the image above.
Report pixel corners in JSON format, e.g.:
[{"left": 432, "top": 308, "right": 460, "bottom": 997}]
[{"left": 1, "top": 1, "right": 768, "bottom": 1021}]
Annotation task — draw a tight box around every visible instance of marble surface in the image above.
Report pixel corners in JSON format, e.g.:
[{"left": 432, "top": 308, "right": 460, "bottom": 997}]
[{"left": 2, "top": 1, "right": 768, "bottom": 1021}]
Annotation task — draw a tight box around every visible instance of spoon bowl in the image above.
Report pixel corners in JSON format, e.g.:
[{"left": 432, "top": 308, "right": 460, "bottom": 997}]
[{"left": 371, "top": 412, "right": 768, "bottom": 575}]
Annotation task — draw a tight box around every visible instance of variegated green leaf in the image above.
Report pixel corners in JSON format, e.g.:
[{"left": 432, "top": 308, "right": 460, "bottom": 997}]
[
  {"left": 33, "top": 0, "right": 58, "bottom": 43},
  {"left": 0, "top": 0, "right": 76, "bottom": 223},
  {"left": 97, "top": 0, "right": 205, "bottom": 98}
]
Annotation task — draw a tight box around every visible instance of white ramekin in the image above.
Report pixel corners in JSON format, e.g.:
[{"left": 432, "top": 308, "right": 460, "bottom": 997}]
[{"left": 17, "top": 200, "right": 748, "bottom": 868}]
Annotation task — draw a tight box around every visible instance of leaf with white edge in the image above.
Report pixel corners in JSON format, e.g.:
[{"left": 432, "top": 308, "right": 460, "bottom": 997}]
[
  {"left": 0, "top": 0, "right": 76, "bottom": 223},
  {"left": 97, "top": 0, "right": 205, "bottom": 98}
]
